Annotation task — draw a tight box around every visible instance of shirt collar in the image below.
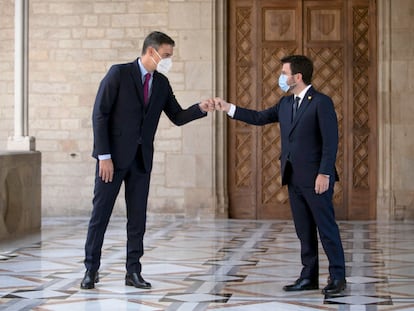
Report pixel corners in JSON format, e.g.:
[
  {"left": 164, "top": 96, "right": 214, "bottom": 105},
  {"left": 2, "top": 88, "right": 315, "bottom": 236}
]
[
  {"left": 296, "top": 84, "right": 312, "bottom": 102},
  {"left": 138, "top": 58, "right": 151, "bottom": 81}
]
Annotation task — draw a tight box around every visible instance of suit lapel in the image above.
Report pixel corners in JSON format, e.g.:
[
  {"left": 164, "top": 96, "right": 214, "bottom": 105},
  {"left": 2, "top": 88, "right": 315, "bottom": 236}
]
[
  {"left": 131, "top": 58, "right": 145, "bottom": 106},
  {"left": 289, "top": 86, "right": 315, "bottom": 133},
  {"left": 148, "top": 71, "right": 159, "bottom": 110},
  {"left": 288, "top": 94, "right": 295, "bottom": 123}
]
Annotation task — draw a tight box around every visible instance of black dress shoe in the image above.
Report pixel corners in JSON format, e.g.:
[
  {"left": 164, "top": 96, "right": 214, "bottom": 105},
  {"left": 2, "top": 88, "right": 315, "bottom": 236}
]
[
  {"left": 322, "top": 278, "right": 346, "bottom": 295},
  {"left": 80, "top": 270, "right": 99, "bottom": 289},
  {"left": 125, "top": 273, "right": 151, "bottom": 289},
  {"left": 283, "top": 278, "right": 319, "bottom": 291}
]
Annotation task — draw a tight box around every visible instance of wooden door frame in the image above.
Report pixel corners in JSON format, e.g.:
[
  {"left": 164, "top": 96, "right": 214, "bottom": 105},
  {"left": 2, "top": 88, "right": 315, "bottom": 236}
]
[
  {"left": 212, "top": 0, "right": 392, "bottom": 220},
  {"left": 224, "top": 1, "right": 379, "bottom": 219}
]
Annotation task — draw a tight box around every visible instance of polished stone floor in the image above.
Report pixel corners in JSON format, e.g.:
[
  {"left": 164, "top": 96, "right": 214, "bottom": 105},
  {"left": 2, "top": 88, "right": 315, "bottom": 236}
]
[{"left": 1, "top": 217, "right": 414, "bottom": 310}]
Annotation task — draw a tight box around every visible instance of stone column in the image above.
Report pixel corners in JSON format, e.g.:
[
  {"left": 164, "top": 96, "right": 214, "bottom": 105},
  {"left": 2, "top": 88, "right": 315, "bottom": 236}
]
[
  {"left": 7, "top": 0, "right": 35, "bottom": 151},
  {"left": 213, "top": 0, "right": 229, "bottom": 217},
  {"left": 376, "top": 0, "right": 393, "bottom": 220}
]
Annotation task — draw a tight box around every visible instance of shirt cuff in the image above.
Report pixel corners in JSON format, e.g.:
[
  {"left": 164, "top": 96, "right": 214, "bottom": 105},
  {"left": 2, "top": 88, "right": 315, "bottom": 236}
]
[
  {"left": 98, "top": 154, "right": 111, "bottom": 160},
  {"left": 227, "top": 104, "right": 236, "bottom": 118}
]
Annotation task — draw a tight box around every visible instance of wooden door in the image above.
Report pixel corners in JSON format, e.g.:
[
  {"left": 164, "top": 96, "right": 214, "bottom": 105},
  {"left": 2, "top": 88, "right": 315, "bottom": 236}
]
[{"left": 228, "top": 0, "right": 377, "bottom": 220}]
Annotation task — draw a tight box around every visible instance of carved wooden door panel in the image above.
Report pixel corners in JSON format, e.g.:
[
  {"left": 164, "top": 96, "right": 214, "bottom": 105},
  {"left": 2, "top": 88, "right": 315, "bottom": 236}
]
[{"left": 228, "top": 0, "right": 377, "bottom": 220}]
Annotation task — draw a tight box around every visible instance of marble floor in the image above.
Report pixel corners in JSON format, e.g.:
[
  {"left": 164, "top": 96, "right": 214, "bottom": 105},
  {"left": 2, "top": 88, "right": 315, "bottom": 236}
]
[{"left": 1, "top": 217, "right": 414, "bottom": 311}]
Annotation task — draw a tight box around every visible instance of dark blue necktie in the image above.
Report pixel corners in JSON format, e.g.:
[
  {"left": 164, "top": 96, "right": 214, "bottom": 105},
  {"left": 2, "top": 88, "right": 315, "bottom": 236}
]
[{"left": 292, "top": 96, "right": 300, "bottom": 122}]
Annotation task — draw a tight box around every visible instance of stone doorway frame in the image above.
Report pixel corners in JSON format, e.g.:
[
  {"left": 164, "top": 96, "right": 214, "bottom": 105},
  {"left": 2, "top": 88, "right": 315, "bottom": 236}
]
[{"left": 212, "top": 0, "right": 393, "bottom": 220}]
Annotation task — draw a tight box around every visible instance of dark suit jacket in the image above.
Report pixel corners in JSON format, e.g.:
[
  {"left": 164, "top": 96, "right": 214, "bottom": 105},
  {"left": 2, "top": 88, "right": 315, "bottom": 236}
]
[
  {"left": 92, "top": 59, "right": 206, "bottom": 172},
  {"left": 233, "top": 86, "right": 339, "bottom": 186}
]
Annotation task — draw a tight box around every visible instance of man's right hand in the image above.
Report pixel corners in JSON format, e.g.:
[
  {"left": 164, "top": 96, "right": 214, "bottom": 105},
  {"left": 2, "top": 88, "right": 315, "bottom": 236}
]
[
  {"left": 99, "top": 159, "right": 114, "bottom": 183},
  {"left": 214, "top": 97, "right": 231, "bottom": 112}
]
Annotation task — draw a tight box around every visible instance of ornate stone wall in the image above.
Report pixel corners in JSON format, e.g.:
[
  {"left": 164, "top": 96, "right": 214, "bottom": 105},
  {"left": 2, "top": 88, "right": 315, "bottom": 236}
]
[
  {"left": 376, "top": 0, "right": 414, "bottom": 220},
  {"left": 388, "top": 0, "right": 414, "bottom": 220},
  {"left": 0, "top": 0, "right": 219, "bottom": 219}
]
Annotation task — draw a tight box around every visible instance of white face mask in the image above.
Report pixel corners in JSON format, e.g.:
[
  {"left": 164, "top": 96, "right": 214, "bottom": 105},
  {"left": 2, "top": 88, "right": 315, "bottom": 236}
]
[
  {"left": 278, "top": 73, "right": 296, "bottom": 93},
  {"left": 152, "top": 49, "right": 173, "bottom": 74},
  {"left": 278, "top": 74, "right": 290, "bottom": 92}
]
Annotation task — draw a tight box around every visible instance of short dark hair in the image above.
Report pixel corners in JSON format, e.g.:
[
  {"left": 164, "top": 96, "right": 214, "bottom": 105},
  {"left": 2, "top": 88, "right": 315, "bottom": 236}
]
[
  {"left": 142, "top": 31, "right": 175, "bottom": 55},
  {"left": 281, "top": 55, "right": 313, "bottom": 85}
]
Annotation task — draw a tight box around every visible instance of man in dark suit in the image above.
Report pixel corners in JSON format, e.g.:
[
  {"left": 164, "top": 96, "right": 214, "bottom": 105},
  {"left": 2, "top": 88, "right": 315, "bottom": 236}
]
[
  {"left": 215, "top": 55, "right": 346, "bottom": 295},
  {"left": 80, "top": 31, "right": 214, "bottom": 290}
]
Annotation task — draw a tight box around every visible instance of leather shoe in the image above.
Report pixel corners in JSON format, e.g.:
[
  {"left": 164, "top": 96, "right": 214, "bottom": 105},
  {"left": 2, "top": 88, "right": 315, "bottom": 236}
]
[
  {"left": 283, "top": 278, "right": 319, "bottom": 291},
  {"left": 125, "top": 273, "right": 151, "bottom": 289},
  {"left": 80, "top": 270, "right": 99, "bottom": 289},
  {"left": 322, "top": 278, "right": 346, "bottom": 295}
]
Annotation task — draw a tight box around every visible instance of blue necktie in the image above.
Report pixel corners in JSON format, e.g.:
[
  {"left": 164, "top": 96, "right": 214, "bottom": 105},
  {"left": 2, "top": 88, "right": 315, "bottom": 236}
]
[{"left": 292, "top": 96, "right": 300, "bottom": 122}]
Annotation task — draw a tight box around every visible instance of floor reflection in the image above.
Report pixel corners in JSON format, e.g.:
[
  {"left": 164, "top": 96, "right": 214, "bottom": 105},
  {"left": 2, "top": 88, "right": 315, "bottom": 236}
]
[{"left": 1, "top": 218, "right": 414, "bottom": 310}]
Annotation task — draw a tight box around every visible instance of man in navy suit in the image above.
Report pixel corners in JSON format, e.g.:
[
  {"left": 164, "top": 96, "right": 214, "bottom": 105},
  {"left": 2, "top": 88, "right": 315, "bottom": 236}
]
[
  {"left": 81, "top": 31, "right": 214, "bottom": 289},
  {"left": 215, "top": 55, "right": 346, "bottom": 295}
]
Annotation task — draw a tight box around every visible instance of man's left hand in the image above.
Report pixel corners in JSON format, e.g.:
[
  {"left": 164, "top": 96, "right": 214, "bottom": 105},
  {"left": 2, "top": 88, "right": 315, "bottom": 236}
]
[
  {"left": 315, "top": 174, "right": 330, "bottom": 194},
  {"left": 199, "top": 98, "right": 215, "bottom": 112}
]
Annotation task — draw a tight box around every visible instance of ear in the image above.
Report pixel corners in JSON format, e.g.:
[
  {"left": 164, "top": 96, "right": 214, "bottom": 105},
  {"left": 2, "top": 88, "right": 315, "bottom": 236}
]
[{"left": 148, "top": 46, "right": 155, "bottom": 57}]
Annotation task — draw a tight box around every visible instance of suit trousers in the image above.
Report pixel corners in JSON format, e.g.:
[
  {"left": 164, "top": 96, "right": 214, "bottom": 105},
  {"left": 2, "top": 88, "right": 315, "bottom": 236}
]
[
  {"left": 84, "top": 147, "right": 151, "bottom": 274},
  {"left": 287, "top": 165, "right": 345, "bottom": 281}
]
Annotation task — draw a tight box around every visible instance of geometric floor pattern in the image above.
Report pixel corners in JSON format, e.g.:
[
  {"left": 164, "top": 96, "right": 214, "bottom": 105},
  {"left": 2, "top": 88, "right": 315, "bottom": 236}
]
[{"left": 1, "top": 217, "right": 414, "bottom": 310}]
